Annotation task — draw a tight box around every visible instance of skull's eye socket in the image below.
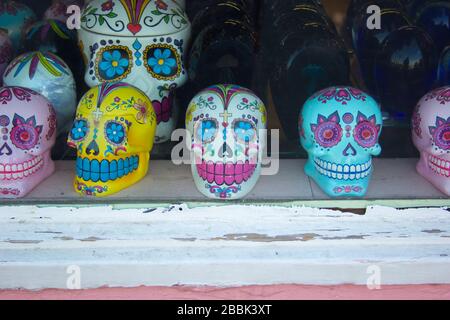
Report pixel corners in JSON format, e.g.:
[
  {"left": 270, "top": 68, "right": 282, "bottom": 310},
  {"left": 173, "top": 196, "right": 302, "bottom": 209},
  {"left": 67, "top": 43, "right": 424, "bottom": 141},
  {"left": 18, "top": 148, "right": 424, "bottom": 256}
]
[
  {"left": 433, "top": 124, "right": 450, "bottom": 150},
  {"left": 96, "top": 46, "right": 132, "bottom": 82},
  {"left": 354, "top": 121, "right": 378, "bottom": 148},
  {"left": 315, "top": 122, "right": 342, "bottom": 148},
  {"left": 105, "top": 121, "right": 126, "bottom": 145},
  {"left": 233, "top": 119, "right": 256, "bottom": 143},
  {"left": 10, "top": 114, "right": 41, "bottom": 150},
  {"left": 70, "top": 119, "right": 89, "bottom": 142},
  {"left": 144, "top": 44, "right": 181, "bottom": 80},
  {"left": 195, "top": 119, "right": 218, "bottom": 143}
]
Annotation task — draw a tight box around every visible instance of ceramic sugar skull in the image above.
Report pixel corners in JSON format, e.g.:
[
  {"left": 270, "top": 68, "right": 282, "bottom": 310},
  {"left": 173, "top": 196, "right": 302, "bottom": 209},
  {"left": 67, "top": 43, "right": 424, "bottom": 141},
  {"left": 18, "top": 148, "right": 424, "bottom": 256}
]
[
  {"left": 412, "top": 86, "right": 450, "bottom": 195},
  {"left": 3, "top": 52, "right": 77, "bottom": 136},
  {"left": 78, "top": 0, "right": 191, "bottom": 144},
  {"left": 300, "top": 86, "right": 383, "bottom": 197},
  {"left": 67, "top": 82, "right": 157, "bottom": 197},
  {"left": 0, "top": 0, "right": 36, "bottom": 53},
  {"left": 0, "top": 86, "right": 56, "bottom": 198},
  {"left": 186, "top": 84, "right": 267, "bottom": 200}
]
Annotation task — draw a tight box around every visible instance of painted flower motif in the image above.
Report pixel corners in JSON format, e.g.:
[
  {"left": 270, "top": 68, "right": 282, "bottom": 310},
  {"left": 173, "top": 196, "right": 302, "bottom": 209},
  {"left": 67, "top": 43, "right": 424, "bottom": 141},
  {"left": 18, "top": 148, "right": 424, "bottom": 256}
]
[
  {"left": 114, "top": 97, "right": 121, "bottom": 103},
  {"left": 155, "top": 0, "right": 168, "bottom": 10},
  {"left": 429, "top": 116, "right": 450, "bottom": 151},
  {"left": 71, "top": 119, "right": 88, "bottom": 140},
  {"left": 10, "top": 114, "right": 42, "bottom": 150},
  {"left": 132, "top": 99, "right": 149, "bottom": 124},
  {"left": 106, "top": 122, "right": 125, "bottom": 144},
  {"left": 152, "top": 95, "right": 172, "bottom": 124},
  {"left": 147, "top": 48, "right": 176, "bottom": 76},
  {"left": 101, "top": 0, "right": 114, "bottom": 11},
  {"left": 99, "top": 50, "right": 129, "bottom": 79}
]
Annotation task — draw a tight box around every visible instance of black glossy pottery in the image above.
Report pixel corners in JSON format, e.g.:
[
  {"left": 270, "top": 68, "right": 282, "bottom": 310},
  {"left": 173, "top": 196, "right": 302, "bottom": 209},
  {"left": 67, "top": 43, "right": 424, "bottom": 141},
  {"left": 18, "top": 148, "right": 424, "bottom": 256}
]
[
  {"left": 416, "top": 1, "right": 450, "bottom": 53},
  {"left": 190, "top": 1, "right": 254, "bottom": 40},
  {"left": 374, "top": 26, "right": 439, "bottom": 119},
  {"left": 438, "top": 45, "right": 450, "bottom": 86},
  {"left": 354, "top": 9, "right": 411, "bottom": 95},
  {"left": 346, "top": 0, "right": 405, "bottom": 48},
  {"left": 188, "top": 20, "right": 257, "bottom": 93},
  {"left": 270, "top": 25, "right": 350, "bottom": 139}
]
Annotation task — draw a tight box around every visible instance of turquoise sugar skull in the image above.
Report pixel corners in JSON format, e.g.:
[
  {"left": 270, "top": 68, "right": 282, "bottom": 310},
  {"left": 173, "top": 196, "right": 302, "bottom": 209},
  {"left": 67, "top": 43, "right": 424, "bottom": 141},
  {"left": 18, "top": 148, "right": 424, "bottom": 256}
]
[{"left": 299, "top": 86, "right": 383, "bottom": 197}]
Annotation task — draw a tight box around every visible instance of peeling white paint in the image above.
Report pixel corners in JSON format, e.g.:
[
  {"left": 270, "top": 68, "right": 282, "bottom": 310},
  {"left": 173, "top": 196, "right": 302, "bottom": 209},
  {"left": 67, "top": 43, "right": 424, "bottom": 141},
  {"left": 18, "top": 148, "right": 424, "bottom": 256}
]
[{"left": 0, "top": 204, "right": 449, "bottom": 289}]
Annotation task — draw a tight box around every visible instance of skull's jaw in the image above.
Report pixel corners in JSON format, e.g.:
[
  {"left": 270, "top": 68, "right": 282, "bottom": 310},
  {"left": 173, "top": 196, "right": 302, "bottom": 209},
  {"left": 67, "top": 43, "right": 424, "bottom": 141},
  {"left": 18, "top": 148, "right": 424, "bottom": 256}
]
[
  {"left": 0, "top": 152, "right": 55, "bottom": 199},
  {"left": 73, "top": 152, "right": 150, "bottom": 197},
  {"left": 417, "top": 152, "right": 450, "bottom": 196},
  {"left": 305, "top": 157, "right": 372, "bottom": 198},
  {"left": 191, "top": 159, "right": 260, "bottom": 200}
]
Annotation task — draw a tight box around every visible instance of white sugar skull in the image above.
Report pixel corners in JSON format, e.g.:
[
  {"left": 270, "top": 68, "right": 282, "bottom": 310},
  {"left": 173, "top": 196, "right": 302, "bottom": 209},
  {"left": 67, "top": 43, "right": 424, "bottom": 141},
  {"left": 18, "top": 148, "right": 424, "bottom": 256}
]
[
  {"left": 186, "top": 84, "right": 267, "bottom": 199},
  {"left": 300, "top": 86, "right": 383, "bottom": 197},
  {"left": 3, "top": 51, "right": 77, "bottom": 136},
  {"left": 412, "top": 86, "right": 450, "bottom": 195},
  {"left": 78, "top": 0, "right": 191, "bottom": 144},
  {"left": 0, "top": 86, "right": 56, "bottom": 198}
]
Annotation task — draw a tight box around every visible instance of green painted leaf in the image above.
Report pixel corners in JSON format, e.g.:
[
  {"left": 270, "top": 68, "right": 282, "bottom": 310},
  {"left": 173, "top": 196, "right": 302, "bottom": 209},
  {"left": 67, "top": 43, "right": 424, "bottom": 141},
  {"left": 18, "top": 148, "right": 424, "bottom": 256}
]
[
  {"left": 99, "top": 16, "right": 105, "bottom": 25},
  {"left": 163, "top": 15, "right": 170, "bottom": 24},
  {"left": 151, "top": 10, "right": 162, "bottom": 15},
  {"left": 107, "top": 12, "right": 117, "bottom": 18}
]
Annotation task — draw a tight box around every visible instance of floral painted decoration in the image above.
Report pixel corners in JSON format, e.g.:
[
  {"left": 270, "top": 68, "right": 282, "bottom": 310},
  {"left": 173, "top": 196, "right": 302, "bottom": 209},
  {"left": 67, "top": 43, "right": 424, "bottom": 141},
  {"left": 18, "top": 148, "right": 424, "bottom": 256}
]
[
  {"left": 144, "top": 44, "right": 181, "bottom": 80},
  {"left": 96, "top": 46, "right": 132, "bottom": 81}
]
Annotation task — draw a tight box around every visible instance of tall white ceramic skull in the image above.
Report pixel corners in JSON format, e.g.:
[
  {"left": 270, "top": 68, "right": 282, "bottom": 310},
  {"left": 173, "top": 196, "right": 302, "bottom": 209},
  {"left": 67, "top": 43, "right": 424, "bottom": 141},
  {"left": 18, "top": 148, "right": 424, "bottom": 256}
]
[
  {"left": 78, "top": 0, "right": 190, "bottom": 143},
  {"left": 412, "top": 86, "right": 450, "bottom": 195},
  {"left": 186, "top": 85, "right": 267, "bottom": 199}
]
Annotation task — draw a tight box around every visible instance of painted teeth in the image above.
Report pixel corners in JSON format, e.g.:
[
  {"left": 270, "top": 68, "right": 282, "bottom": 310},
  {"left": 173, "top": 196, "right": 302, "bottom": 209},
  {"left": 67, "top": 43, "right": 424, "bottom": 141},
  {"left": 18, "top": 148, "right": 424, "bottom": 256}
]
[
  {"left": 196, "top": 160, "right": 257, "bottom": 186},
  {"left": 428, "top": 154, "right": 450, "bottom": 177},
  {"left": 0, "top": 155, "right": 44, "bottom": 180},
  {"left": 76, "top": 156, "right": 140, "bottom": 183},
  {"left": 314, "top": 158, "right": 371, "bottom": 181}
]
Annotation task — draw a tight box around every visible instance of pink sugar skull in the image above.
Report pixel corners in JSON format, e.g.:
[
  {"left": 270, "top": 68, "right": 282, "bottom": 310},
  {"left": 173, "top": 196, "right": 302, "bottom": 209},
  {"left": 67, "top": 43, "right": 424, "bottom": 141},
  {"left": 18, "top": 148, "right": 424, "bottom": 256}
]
[
  {"left": 412, "top": 86, "right": 450, "bottom": 195},
  {"left": 0, "top": 86, "right": 56, "bottom": 198}
]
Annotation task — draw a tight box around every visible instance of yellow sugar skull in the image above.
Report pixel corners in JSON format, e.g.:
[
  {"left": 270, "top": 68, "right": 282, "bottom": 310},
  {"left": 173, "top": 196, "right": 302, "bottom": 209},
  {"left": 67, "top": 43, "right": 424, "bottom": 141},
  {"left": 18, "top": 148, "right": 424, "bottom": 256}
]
[{"left": 67, "top": 82, "right": 156, "bottom": 197}]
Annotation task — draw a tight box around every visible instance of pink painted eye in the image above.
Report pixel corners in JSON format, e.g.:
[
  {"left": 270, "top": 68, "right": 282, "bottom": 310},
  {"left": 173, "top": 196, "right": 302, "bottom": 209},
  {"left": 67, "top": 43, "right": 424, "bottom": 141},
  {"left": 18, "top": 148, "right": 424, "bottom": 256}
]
[
  {"left": 354, "top": 121, "right": 378, "bottom": 148},
  {"left": 314, "top": 122, "right": 342, "bottom": 148},
  {"left": 10, "top": 114, "right": 42, "bottom": 150},
  {"left": 433, "top": 124, "right": 450, "bottom": 150}
]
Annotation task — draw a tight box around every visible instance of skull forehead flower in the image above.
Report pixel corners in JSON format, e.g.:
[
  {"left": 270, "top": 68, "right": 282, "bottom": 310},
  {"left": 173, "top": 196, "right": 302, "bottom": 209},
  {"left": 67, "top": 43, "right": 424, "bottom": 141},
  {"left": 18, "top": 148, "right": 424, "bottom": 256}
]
[
  {"left": 300, "top": 86, "right": 383, "bottom": 197},
  {"left": 186, "top": 84, "right": 267, "bottom": 200},
  {"left": 78, "top": 0, "right": 191, "bottom": 143},
  {"left": 412, "top": 86, "right": 450, "bottom": 195},
  {"left": 67, "top": 82, "right": 156, "bottom": 197},
  {"left": 0, "top": 86, "right": 56, "bottom": 198}
]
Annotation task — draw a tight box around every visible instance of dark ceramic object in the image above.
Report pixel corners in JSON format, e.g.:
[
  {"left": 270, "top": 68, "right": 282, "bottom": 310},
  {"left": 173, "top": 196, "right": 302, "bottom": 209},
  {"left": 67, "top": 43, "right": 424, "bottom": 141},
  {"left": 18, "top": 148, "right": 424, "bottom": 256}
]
[
  {"left": 355, "top": 9, "right": 411, "bottom": 95},
  {"left": 270, "top": 25, "right": 350, "bottom": 139},
  {"left": 416, "top": 1, "right": 450, "bottom": 53},
  {"left": 188, "top": 20, "right": 257, "bottom": 93},
  {"left": 374, "top": 26, "right": 439, "bottom": 118},
  {"left": 438, "top": 45, "right": 450, "bottom": 86}
]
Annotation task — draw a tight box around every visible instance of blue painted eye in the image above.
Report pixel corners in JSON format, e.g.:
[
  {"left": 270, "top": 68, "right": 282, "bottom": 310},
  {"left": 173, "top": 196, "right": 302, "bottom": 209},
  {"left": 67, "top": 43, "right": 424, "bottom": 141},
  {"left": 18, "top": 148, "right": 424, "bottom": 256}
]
[
  {"left": 233, "top": 120, "right": 256, "bottom": 143},
  {"left": 70, "top": 119, "right": 89, "bottom": 141},
  {"left": 196, "top": 119, "right": 218, "bottom": 143},
  {"left": 105, "top": 121, "right": 126, "bottom": 145}
]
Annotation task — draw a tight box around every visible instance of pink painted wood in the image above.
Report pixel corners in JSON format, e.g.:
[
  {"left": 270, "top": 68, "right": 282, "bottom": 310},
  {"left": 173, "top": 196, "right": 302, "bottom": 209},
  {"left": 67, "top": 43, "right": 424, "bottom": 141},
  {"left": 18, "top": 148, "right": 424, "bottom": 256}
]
[{"left": 1, "top": 285, "right": 450, "bottom": 300}]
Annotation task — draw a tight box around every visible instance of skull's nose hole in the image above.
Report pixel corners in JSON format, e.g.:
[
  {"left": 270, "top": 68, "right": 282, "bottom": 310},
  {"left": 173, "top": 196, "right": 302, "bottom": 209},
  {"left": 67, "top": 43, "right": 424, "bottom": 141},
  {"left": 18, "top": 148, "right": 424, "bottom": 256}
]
[
  {"left": 219, "top": 142, "right": 233, "bottom": 158},
  {"left": 343, "top": 143, "right": 357, "bottom": 157},
  {"left": 86, "top": 139, "right": 99, "bottom": 156},
  {"left": 0, "top": 142, "right": 12, "bottom": 156}
]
